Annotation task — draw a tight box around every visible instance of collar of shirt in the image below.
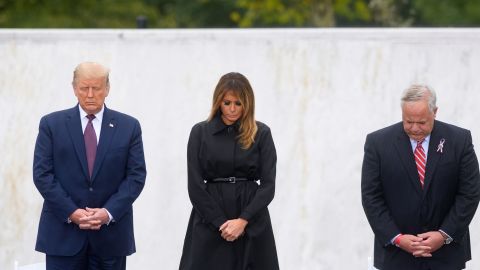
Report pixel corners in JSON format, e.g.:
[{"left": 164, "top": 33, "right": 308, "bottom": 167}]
[
  {"left": 78, "top": 104, "right": 104, "bottom": 143},
  {"left": 410, "top": 135, "right": 430, "bottom": 157},
  {"left": 209, "top": 112, "right": 239, "bottom": 135}
]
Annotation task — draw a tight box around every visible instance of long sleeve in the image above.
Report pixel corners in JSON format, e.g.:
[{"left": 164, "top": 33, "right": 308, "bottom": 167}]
[
  {"left": 239, "top": 126, "right": 276, "bottom": 221},
  {"left": 187, "top": 124, "right": 227, "bottom": 228},
  {"left": 103, "top": 120, "right": 147, "bottom": 220},
  {"left": 361, "top": 134, "right": 401, "bottom": 245},
  {"left": 33, "top": 116, "right": 78, "bottom": 221},
  {"left": 439, "top": 131, "right": 480, "bottom": 240}
]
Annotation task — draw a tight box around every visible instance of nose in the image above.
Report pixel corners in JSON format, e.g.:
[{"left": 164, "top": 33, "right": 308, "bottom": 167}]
[
  {"left": 411, "top": 123, "right": 422, "bottom": 133},
  {"left": 229, "top": 103, "right": 236, "bottom": 112},
  {"left": 87, "top": 88, "right": 94, "bottom": 98}
]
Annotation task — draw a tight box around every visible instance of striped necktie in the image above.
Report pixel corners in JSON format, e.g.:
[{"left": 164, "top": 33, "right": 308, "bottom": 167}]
[{"left": 414, "top": 140, "right": 426, "bottom": 188}]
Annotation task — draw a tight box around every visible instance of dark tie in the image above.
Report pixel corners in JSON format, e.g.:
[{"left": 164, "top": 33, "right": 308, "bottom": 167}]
[
  {"left": 84, "top": 114, "right": 97, "bottom": 178},
  {"left": 414, "top": 140, "right": 426, "bottom": 188}
]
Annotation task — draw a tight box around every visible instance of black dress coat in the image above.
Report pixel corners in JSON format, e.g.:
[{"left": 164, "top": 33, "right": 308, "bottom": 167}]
[
  {"left": 180, "top": 114, "right": 279, "bottom": 270},
  {"left": 361, "top": 120, "right": 480, "bottom": 270}
]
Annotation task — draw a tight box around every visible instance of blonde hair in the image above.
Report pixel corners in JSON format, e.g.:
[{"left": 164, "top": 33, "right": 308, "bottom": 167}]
[
  {"left": 208, "top": 72, "right": 257, "bottom": 149},
  {"left": 72, "top": 62, "right": 110, "bottom": 87}
]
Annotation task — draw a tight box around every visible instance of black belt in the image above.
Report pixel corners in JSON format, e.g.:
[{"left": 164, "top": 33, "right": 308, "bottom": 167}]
[{"left": 206, "top": 177, "right": 256, "bottom": 184}]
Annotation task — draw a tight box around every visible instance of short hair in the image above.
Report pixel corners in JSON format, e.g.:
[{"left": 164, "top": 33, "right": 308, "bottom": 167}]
[
  {"left": 72, "top": 62, "right": 110, "bottom": 87},
  {"left": 401, "top": 84, "right": 437, "bottom": 112},
  {"left": 208, "top": 72, "right": 257, "bottom": 149}
]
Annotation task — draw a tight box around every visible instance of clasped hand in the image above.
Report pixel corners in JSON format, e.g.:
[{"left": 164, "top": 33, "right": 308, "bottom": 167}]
[
  {"left": 69, "top": 207, "right": 109, "bottom": 230},
  {"left": 219, "top": 218, "right": 248, "bottom": 242},
  {"left": 397, "top": 231, "right": 445, "bottom": 257}
]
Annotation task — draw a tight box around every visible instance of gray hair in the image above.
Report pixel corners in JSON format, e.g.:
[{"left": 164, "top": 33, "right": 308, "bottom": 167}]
[
  {"left": 72, "top": 62, "right": 110, "bottom": 87},
  {"left": 401, "top": 84, "right": 437, "bottom": 112}
]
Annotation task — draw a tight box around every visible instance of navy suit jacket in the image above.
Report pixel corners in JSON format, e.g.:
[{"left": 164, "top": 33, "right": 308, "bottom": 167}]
[
  {"left": 362, "top": 120, "right": 480, "bottom": 270},
  {"left": 33, "top": 105, "right": 146, "bottom": 257}
]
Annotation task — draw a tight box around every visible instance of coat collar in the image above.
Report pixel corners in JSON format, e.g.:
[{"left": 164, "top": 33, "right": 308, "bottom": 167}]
[
  {"left": 65, "top": 104, "right": 117, "bottom": 182},
  {"left": 209, "top": 112, "right": 239, "bottom": 135},
  {"left": 91, "top": 106, "right": 117, "bottom": 181},
  {"left": 66, "top": 105, "right": 89, "bottom": 180},
  {"left": 394, "top": 124, "right": 423, "bottom": 196},
  {"left": 423, "top": 121, "right": 444, "bottom": 194},
  {"left": 393, "top": 120, "right": 444, "bottom": 196}
]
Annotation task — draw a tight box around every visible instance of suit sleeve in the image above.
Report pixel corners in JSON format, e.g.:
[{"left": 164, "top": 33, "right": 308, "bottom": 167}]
[
  {"left": 440, "top": 131, "right": 480, "bottom": 240},
  {"left": 361, "top": 134, "right": 401, "bottom": 245},
  {"left": 239, "top": 126, "right": 276, "bottom": 222},
  {"left": 33, "top": 116, "right": 78, "bottom": 221},
  {"left": 103, "top": 120, "right": 146, "bottom": 220},
  {"left": 187, "top": 125, "right": 227, "bottom": 228}
]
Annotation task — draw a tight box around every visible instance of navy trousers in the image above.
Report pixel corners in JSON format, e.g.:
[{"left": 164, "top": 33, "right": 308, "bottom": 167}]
[{"left": 46, "top": 241, "right": 126, "bottom": 270}]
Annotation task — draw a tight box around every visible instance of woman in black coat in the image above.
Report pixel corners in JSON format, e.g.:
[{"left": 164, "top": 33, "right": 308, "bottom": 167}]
[{"left": 179, "top": 72, "right": 279, "bottom": 270}]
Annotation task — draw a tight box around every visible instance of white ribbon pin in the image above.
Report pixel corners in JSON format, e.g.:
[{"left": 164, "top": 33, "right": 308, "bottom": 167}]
[
  {"left": 437, "top": 138, "right": 445, "bottom": 153},
  {"left": 109, "top": 123, "right": 114, "bottom": 128}
]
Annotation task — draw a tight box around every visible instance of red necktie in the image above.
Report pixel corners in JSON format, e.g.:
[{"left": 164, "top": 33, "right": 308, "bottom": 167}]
[
  {"left": 84, "top": 114, "right": 97, "bottom": 178},
  {"left": 414, "top": 140, "right": 426, "bottom": 188}
]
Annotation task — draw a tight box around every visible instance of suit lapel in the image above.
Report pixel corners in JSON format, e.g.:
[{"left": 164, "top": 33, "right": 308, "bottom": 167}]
[
  {"left": 91, "top": 107, "right": 116, "bottom": 182},
  {"left": 394, "top": 129, "right": 423, "bottom": 196},
  {"left": 65, "top": 106, "right": 89, "bottom": 179},
  {"left": 423, "top": 122, "right": 443, "bottom": 194}
]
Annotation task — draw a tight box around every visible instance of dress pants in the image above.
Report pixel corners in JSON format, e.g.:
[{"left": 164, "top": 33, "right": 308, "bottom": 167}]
[{"left": 46, "top": 241, "right": 126, "bottom": 270}]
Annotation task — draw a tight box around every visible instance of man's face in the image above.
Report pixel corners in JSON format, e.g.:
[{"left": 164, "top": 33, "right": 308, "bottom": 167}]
[
  {"left": 402, "top": 100, "right": 437, "bottom": 141},
  {"left": 73, "top": 77, "right": 109, "bottom": 115}
]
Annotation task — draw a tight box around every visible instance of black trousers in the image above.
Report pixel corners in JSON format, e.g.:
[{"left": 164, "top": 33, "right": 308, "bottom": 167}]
[{"left": 46, "top": 241, "right": 126, "bottom": 270}]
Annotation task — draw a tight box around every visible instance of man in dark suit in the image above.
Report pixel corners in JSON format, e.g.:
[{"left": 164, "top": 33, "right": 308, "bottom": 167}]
[
  {"left": 362, "top": 84, "right": 480, "bottom": 270},
  {"left": 33, "top": 62, "right": 147, "bottom": 270}
]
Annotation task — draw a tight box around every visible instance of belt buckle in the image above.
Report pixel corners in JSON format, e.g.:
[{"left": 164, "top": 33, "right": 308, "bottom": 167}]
[{"left": 228, "top": 177, "right": 236, "bottom": 183}]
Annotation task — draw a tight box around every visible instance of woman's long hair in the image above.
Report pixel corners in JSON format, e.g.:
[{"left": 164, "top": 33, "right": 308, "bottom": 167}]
[{"left": 208, "top": 72, "right": 257, "bottom": 149}]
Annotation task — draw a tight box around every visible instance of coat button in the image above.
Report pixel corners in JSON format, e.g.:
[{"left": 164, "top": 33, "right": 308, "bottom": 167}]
[{"left": 89, "top": 187, "right": 93, "bottom": 191}]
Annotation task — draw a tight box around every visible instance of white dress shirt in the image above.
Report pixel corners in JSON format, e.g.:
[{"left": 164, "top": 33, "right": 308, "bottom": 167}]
[
  {"left": 409, "top": 135, "right": 430, "bottom": 159},
  {"left": 79, "top": 105, "right": 104, "bottom": 143}
]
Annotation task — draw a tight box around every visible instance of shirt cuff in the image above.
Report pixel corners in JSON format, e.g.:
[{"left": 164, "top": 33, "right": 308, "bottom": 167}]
[
  {"left": 390, "top": 234, "right": 403, "bottom": 247},
  {"left": 103, "top": 208, "right": 114, "bottom": 225},
  {"left": 439, "top": 229, "right": 453, "bottom": 241}
]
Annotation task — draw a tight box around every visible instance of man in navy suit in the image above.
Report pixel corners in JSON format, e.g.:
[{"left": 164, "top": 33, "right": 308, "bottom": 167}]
[
  {"left": 362, "top": 85, "right": 480, "bottom": 270},
  {"left": 33, "top": 62, "right": 147, "bottom": 270}
]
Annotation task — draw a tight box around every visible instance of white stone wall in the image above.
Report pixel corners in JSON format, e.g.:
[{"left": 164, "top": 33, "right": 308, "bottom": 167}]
[{"left": 1, "top": 29, "right": 480, "bottom": 270}]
